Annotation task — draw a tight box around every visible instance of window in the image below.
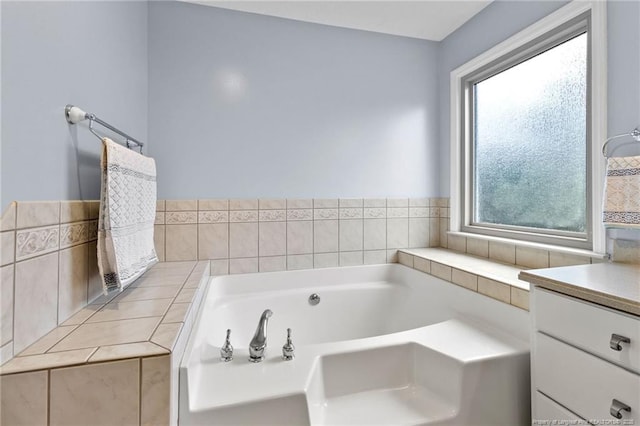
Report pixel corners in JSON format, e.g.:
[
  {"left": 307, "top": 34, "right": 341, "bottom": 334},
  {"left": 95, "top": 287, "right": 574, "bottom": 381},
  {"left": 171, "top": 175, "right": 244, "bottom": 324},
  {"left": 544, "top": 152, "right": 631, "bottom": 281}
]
[{"left": 450, "top": 2, "right": 607, "bottom": 252}]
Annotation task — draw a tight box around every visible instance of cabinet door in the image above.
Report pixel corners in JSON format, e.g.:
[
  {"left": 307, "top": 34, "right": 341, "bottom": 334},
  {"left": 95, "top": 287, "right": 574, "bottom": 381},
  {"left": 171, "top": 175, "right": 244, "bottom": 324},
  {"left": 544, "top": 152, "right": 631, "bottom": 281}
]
[
  {"left": 535, "top": 391, "right": 584, "bottom": 423},
  {"left": 534, "top": 332, "right": 639, "bottom": 423},
  {"left": 535, "top": 288, "right": 640, "bottom": 374}
]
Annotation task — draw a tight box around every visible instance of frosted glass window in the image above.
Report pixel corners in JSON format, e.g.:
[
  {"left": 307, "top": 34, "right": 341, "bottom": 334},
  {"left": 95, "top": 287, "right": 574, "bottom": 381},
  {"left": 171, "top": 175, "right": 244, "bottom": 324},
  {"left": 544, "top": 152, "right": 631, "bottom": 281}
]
[{"left": 472, "top": 33, "right": 587, "bottom": 233}]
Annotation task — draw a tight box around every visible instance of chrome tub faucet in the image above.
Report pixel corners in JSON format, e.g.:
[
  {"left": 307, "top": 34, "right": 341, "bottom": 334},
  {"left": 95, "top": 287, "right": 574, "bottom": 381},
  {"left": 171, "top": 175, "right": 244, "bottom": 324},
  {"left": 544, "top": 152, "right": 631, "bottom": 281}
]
[{"left": 249, "top": 309, "right": 272, "bottom": 362}]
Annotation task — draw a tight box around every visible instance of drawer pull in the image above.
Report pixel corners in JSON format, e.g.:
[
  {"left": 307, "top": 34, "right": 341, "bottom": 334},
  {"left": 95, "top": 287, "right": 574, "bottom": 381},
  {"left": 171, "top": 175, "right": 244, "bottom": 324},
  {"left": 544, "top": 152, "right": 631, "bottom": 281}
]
[
  {"left": 610, "top": 399, "right": 631, "bottom": 419},
  {"left": 610, "top": 334, "right": 631, "bottom": 351}
]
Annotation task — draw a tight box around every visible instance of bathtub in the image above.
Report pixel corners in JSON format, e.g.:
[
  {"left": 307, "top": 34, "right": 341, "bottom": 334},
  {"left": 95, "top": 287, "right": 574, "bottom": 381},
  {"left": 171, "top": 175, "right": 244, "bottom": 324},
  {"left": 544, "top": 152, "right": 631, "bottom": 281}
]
[{"left": 180, "top": 264, "right": 531, "bottom": 425}]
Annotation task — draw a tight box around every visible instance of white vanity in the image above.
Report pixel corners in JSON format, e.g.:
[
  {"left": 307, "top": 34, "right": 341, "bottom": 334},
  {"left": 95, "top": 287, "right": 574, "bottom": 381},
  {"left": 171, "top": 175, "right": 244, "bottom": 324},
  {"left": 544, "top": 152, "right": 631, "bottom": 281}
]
[{"left": 520, "top": 263, "right": 640, "bottom": 424}]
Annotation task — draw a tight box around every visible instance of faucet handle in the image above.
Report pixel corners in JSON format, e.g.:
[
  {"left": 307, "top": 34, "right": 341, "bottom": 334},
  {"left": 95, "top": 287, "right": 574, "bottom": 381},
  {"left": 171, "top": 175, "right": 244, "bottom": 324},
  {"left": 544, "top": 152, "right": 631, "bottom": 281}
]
[
  {"left": 282, "top": 328, "right": 295, "bottom": 361},
  {"left": 220, "top": 329, "right": 233, "bottom": 362}
]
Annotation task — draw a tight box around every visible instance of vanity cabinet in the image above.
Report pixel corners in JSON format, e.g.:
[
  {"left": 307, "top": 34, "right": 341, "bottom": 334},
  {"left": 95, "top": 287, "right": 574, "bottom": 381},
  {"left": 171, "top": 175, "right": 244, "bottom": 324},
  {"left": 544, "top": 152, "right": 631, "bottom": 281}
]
[{"left": 530, "top": 286, "right": 640, "bottom": 424}]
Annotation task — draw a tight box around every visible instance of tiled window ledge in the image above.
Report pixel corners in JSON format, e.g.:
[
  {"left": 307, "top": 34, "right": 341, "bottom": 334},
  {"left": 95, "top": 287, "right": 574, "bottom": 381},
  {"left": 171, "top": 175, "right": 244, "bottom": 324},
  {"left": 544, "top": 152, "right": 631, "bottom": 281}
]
[
  {"left": 0, "top": 260, "right": 210, "bottom": 376},
  {"left": 398, "top": 248, "right": 530, "bottom": 311}
]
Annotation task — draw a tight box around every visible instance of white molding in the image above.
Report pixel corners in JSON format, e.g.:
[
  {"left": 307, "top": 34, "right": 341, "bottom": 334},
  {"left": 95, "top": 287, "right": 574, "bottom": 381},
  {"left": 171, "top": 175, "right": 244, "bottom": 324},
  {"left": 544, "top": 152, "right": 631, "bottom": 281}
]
[{"left": 449, "top": 0, "right": 607, "bottom": 253}]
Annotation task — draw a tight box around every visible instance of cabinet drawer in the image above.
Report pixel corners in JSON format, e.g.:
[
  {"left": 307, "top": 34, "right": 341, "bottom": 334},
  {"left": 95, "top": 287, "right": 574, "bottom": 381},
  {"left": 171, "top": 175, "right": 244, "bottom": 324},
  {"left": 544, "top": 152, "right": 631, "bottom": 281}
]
[
  {"left": 534, "top": 332, "right": 639, "bottom": 423},
  {"left": 535, "top": 288, "right": 640, "bottom": 373},
  {"left": 534, "top": 391, "right": 584, "bottom": 423}
]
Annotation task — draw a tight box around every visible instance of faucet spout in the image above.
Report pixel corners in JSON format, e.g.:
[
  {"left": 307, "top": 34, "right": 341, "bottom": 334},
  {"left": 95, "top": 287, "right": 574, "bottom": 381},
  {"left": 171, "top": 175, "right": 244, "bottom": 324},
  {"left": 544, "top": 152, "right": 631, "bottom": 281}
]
[{"left": 249, "top": 309, "right": 272, "bottom": 362}]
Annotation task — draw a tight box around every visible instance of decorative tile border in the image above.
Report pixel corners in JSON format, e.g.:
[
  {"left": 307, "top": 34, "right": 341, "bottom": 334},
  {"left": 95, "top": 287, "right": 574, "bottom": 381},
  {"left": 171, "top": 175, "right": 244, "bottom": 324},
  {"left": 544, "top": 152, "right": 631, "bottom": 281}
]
[{"left": 16, "top": 225, "right": 60, "bottom": 261}]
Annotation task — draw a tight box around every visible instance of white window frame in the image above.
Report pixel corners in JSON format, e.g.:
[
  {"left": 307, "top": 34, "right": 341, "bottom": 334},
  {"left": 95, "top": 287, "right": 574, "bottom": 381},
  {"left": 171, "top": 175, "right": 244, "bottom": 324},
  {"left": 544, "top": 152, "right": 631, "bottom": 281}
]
[{"left": 449, "top": 0, "right": 607, "bottom": 254}]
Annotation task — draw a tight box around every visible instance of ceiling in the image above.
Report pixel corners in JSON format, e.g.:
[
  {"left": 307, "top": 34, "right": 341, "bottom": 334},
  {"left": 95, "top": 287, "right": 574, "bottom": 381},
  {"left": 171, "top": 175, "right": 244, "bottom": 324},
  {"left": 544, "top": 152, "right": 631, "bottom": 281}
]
[{"left": 182, "top": 1, "right": 493, "bottom": 41}]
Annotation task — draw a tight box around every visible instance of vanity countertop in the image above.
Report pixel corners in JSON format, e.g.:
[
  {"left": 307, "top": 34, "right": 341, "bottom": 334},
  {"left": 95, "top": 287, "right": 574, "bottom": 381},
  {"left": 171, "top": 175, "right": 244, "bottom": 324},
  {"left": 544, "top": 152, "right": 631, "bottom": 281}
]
[{"left": 519, "top": 262, "right": 640, "bottom": 316}]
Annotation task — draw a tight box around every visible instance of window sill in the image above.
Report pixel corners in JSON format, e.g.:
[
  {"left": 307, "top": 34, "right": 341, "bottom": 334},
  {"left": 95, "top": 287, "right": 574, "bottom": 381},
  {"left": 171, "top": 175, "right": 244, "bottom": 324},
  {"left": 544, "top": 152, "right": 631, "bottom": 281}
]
[{"left": 447, "top": 231, "right": 608, "bottom": 261}]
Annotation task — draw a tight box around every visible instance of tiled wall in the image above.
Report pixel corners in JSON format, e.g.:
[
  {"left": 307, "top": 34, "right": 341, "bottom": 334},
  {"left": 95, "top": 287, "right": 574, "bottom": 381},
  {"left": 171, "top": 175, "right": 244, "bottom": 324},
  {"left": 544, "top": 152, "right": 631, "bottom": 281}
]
[
  {"left": 154, "top": 198, "right": 447, "bottom": 274},
  {"left": 0, "top": 201, "right": 101, "bottom": 364}
]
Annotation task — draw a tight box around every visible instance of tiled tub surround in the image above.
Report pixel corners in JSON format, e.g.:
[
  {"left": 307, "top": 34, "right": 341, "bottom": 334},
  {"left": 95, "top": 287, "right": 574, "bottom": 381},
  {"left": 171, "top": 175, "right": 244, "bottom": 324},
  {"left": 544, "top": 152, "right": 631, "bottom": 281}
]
[
  {"left": 154, "top": 198, "right": 446, "bottom": 272},
  {"left": 0, "top": 201, "right": 102, "bottom": 364},
  {"left": 0, "top": 260, "right": 210, "bottom": 426}
]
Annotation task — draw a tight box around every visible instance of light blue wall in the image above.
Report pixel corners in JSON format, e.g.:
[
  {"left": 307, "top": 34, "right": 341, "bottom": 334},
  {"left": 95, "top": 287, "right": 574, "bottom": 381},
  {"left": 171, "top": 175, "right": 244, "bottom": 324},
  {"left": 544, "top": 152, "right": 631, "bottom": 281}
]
[
  {"left": 437, "top": 0, "right": 640, "bottom": 195},
  {"left": 1, "top": 1, "right": 148, "bottom": 208},
  {"left": 148, "top": 2, "right": 440, "bottom": 199}
]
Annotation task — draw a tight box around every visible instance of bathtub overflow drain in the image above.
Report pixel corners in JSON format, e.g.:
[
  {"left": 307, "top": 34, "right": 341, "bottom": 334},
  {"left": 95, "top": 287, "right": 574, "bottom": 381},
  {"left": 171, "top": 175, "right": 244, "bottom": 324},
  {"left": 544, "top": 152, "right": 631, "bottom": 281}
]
[{"left": 308, "top": 293, "right": 320, "bottom": 306}]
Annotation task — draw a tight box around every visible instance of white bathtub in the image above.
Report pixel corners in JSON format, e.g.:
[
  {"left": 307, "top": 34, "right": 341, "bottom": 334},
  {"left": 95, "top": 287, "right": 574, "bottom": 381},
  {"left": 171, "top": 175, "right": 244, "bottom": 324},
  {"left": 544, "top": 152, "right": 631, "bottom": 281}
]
[{"left": 180, "top": 264, "right": 531, "bottom": 425}]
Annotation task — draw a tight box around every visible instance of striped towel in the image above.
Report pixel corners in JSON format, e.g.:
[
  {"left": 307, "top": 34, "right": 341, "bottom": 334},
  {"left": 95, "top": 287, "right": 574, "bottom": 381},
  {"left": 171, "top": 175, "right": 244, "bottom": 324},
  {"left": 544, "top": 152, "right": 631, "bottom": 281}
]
[
  {"left": 97, "top": 138, "right": 158, "bottom": 294},
  {"left": 603, "top": 155, "right": 640, "bottom": 228}
]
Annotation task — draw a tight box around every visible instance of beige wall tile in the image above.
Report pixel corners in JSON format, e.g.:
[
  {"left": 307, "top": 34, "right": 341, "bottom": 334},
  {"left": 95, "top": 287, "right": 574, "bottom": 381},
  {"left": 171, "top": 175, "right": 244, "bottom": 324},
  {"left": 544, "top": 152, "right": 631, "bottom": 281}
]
[
  {"left": 259, "top": 256, "right": 287, "bottom": 272},
  {"left": 50, "top": 359, "right": 139, "bottom": 426},
  {"left": 387, "top": 198, "right": 408, "bottom": 207},
  {"left": 409, "top": 218, "right": 429, "bottom": 248},
  {"left": 87, "top": 299, "right": 172, "bottom": 323},
  {"left": 314, "top": 252, "right": 338, "bottom": 268},
  {"left": 339, "top": 219, "right": 363, "bottom": 251},
  {"left": 549, "top": 251, "right": 591, "bottom": 267},
  {"left": 14, "top": 252, "right": 59, "bottom": 354},
  {"left": 364, "top": 207, "right": 386, "bottom": 219},
  {"left": 59, "top": 221, "right": 89, "bottom": 249},
  {"left": 363, "top": 198, "right": 386, "bottom": 208},
  {"left": 287, "top": 199, "right": 313, "bottom": 209},
  {"left": 15, "top": 225, "right": 59, "bottom": 261},
  {"left": 451, "top": 268, "right": 478, "bottom": 291},
  {"left": 259, "top": 210, "right": 286, "bottom": 222},
  {"left": 166, "top": 211, "right": 197, "bottom": 224},
  {"left": 86, "top": 242, "right": 102, "bottom": 303},
  {"left": 511, "top": 287, "right": 530, "bottom": 310},
  {"left": 409, "top": 207, "right": 429, "bottom": 218},
  {"left": 339, "top": 198, "right": 363, "bottom": 208},
  {"left": 287, "top": 221, "right": 313, "bottom": 255},
  {"left": 87, "top": 201, "right": 100, "bottom": 220},
  {"left": 229, "top": 257, "right": 258, "bottom": 274},
  {"left": 489, "top": 241, "right": 516, "bottom": 264},
  {"left": 50, "top": 317, "right": 160, "bottom": 352},
  {"left": 259, "top": 222, "right": 286, "bottom": 256},
  {"left": 229, "top": 222, "right": 258, "bottom": 258},
  {"left": 431, "top": 262, "right": 452, "bottom": 281},
  {"left": 313, "top": 199, "right": 338, "bottom": 208},
  {"left": 58, "top": 244, "right": 89, "bottom": 324},
  {"left": 398, "top": 252, "right": 414, "bottom": 267},
  {"left": 210, "top": 259, "right": 229, "bottom": 275},
  {"left": 1, "top": 265, "right": 13, "bottom": 345},
  {"left": 339, "top": 251, "right": 363, "bottom": 266},
  {"left": 165, "top": 224, "right": 198, "bottom": 261},
  {"left": 16, "top": 201, "right": 60, "bottom": 229},
  {"left": 387, "top": 207, "right": 409, "bottom": 218},
  {"left": 154, "top": 225, "right": 165, "bottom": 262},
  {"left": 466, "top": 238, "right": 489, "bottom": 258},
  {"left": 339, "top": 208, "right": 363, "bottom": 220},
  {"left": 413, "top": 257, "right": 430, "bottom": 273},
  {"left": 287, "top": 254, "right": 313, "bottom": 270},
  {"left": 447, "top": 234, "right": 466, "bottom": 253},
  {"left": 198, "top": 210, "right": 228, "bottom": 223},
  {"left": 0, "top": 341, "right": 13, "bottom": 364},
  {"left": 0, "top": 202, "right": 17, "bottom": 231},
  {"left": 60, "top": 201, "right": 89, "bottom": 223},
  {"left": 313, "top": 208, "right": 338, "bottom": 220},
  {"left": 287, "top": 209, "right": 313, "bottom": 221},
  {"left": 156, "top": 200, "right": 166, "bottom": 211},
  {"left": 198, "top": 223, "right": 228, "bottom": 260},
  {"left": 142, "top": 355, "right": 171, "bottom": 426},
  {"left": 409, "top": 198, "right": 429, "bottom": 207},
  {"left": 363, "top": 250, "right": 386, "bottom": 265},
  {"left": 165, "top": 200, "right": 197, "bottom": 211},
  {"left": 229, "top": 199, "right": 258, "bottom": 210},
  {"left": 438, "top": 218, "right": 448, "bottom": 248},
  {"left": 515, "top": 246, "right": 549, "bottom": 269},
  {"left": 198, "top": 199, "right": 228, "bottom": 211},
  {"left": 386, "top": 249, "right": 398, "bottom": 263},
  {"left": 314, "top": 220, "right": 338, "bottom": 253},
  {"left": 387, "top": 218, "right": 408, "bottom": 249},
  {"left": 1, "top": 231, "right": 15, "bottom": 266},
  {"left": 429, "top": 218, "right": 440, "bottom": 247},
  {"left": 259, "top": 199, "right": 286, "bottom": 209},
  {"left": 364, "top": 219, "right": 386, "bottom": 250},
  {"left": 0, "top": 370, "right": 48, "bottom": 426},
  {"left": 478, "top": 277, "right": 511, "bottom": 304}
]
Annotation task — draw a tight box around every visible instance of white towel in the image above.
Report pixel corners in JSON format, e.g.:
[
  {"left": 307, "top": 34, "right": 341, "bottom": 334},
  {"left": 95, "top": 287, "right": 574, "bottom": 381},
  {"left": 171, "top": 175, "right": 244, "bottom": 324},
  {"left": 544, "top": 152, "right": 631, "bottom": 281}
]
[
  {"left": 603, "top": 155, "right": 640, "bottom": 229},
  {"left": 97, "top": 138, "right": 158, "bottom": 294}
]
